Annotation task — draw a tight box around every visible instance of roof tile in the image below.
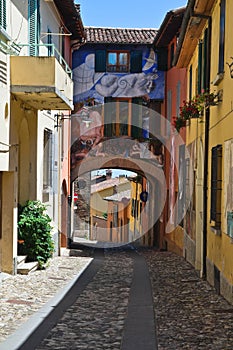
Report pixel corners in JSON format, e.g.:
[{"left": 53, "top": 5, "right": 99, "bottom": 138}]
[{"left": 85, "top": 27, "right": 157, "bottom": 44}]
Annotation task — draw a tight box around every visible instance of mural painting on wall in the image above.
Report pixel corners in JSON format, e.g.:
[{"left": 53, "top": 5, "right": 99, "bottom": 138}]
[{"left": 71, "top": 47, "right": 165, "bottom": 172}]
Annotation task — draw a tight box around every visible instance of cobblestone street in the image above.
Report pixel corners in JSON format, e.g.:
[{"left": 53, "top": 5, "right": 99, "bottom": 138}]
[{"left": 1, "top": 248, "right": 233, "bottom": 349}]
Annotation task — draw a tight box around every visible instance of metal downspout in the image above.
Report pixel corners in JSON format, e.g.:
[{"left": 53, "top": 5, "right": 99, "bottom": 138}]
[{"left": 202, "top": 17, "right": 212, "bottom": 278}]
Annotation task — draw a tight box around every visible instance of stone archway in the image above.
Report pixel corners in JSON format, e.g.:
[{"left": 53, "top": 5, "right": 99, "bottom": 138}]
[{"left": 70, "top": 156, "right": 166, "bottom": 248}]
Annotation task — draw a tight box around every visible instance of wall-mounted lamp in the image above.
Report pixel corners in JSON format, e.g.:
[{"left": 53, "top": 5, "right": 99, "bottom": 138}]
[
  {"left": 54, "top": 113, "right": 71, "bottom": 129},
  {"left": 55, "top": 107, "right": 93, "bottom": 129}
]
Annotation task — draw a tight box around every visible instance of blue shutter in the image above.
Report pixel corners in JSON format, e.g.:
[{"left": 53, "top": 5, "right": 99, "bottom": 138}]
[
  {"left": 28, "top": 0, "right": 40, "bottom": 56},
  {"left": 130, "top": 51, "right": 142, "bottom": 73},
  {"left": 95, "top": 50, "right": 106, "bottom": 72},
  {"left": 0, "top": 0, "right": 7, "bottom": 30}
]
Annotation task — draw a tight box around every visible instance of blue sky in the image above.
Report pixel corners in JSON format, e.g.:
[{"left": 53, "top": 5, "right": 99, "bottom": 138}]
[{"left": 76, "top": 0, "right": 187, "bottom": 28}]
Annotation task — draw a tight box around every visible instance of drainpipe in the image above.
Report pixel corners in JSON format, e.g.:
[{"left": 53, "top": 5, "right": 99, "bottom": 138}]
[{"left": 202, "top": 17, "right": 212, "bottom": 278}]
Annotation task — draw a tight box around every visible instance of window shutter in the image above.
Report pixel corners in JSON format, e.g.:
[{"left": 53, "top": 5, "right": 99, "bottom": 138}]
[
  {"left": 210, "top": 145, "right": 222, "bottom": 226},
  {"left": 28, "top": 0, "right": 40, "bottom": 56},
  {"left": 130, "top": 51, "right": 142, "bottom": 73},
  {"left": 131, "top": 97, "right": 142, "bottom": 138},
  {"left": 95, "top": 50, "right": 106, "bottom": 72},
  {"left": 203, "top": 28, "right": 208, "bottom": 91},
  {"left": 218, "top": 0, "right": 226, "bottom": 74},
  {"left": 0, "top": 0, "right": 7, "bottom": 30},
  {"left": 189, "top": 65, "right": 193, "bottom": 100},
  {"left": 104, "top": 97, "right": 113, "bottom": 137},
  {"left": 157, "top": 48, "right": 168, "bottom": 71},
  {"left": 198, "top": 41, "right": 203, "bottom": 94}
]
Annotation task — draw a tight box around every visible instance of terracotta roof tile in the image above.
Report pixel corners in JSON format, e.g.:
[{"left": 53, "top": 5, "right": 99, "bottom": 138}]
[{"left": 85, "top": 27, "right": 157, "bottom": 44}]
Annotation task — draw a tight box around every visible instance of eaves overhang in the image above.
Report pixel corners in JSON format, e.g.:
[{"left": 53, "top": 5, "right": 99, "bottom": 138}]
[
  {"left": 53, "top": 0, "right": 86, "bottom": 41},
  {"left": 173, "top": 0, "right": 216, "bottom": 68},
  {"left": 154, "top": 7, "right": 186, "bottom": 48}
]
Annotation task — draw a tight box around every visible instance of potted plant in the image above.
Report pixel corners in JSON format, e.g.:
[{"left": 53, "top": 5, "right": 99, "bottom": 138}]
[{"left": 172, "top": 116, "right": 187, "bottom": 132}]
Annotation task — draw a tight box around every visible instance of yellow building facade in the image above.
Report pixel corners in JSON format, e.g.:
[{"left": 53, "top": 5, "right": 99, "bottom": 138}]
[{"left": 175, "top": 0, "right": 233, "bottom": 303}]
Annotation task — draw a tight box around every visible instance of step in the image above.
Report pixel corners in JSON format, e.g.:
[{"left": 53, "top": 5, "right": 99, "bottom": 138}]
[
  {"left": 17, "top": 261, "right": 39, "bottom": 275},
  {"left": 17, "top": 255, "right": 27, "bottom": 265}
]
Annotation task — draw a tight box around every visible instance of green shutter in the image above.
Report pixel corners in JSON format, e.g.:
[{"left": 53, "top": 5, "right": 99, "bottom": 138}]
[
  {"left": 131, "top": 98, "right": 142, "bottom": 138},
  {"left": 203, "top": 29, "right": 208, "bottom": 90},
  {"left": 104, "top": 97, "right": 113, "bottom": 137},
  {"left": 0, "top": 0, "right": 7, "bottom": 30},
  {"left": 130, "top": 51, "right": 142, "bottom": 73},
  {"left": 95, "top": 50, "right": 106, "bottom": 72},
  {"left": 157, "top": 48, "right": 168, "bottom": 71},
  {"left": 28, "top": 0, "right": 40, "bottom": 56},
  {"left": 198, "top": 41, "right": 203, "bottom": 94}
]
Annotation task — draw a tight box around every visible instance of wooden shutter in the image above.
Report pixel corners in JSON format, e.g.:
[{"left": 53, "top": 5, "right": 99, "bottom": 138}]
[
  {"left": 0, "top": 0, "right": 6, "bottom": 30},
  {"left": 104, "top": 97, "right": 113, "bottom": 137},
  {"left": 157, "top": 48, "right": 168, "bottom": 71},
  {"left": 95, "top": 50, "right": 106, "bottom": 72},
  {"left": 130, "top": 51, "right": 142, "bottom": 73},
  {"left": 210, "top": 145, "right": 222, "bottom": 226},
  {"left": 198, "top": 41, "right": 203, "bottom": 94},
  {"left": 203, "top": 28, "right": 208, "bottom": 91},
  {"left": 28, "top": 0, "right": 40, "bottom": 56},
  {"left": 131, "top": 97, "right": 142, "bottom": 138},
  {"left": 218, "top": 0, "right": 226, "bottom": 74},
  {"left": 189, "top": 65, "right": 193, "bottom": 100}
]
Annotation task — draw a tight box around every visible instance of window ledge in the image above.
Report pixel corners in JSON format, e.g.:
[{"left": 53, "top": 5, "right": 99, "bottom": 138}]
[
  {"left": 210, "top": 226, "right": 221, "bottom": 236},
  {"left": 212, "top": 72, "right": 224, "bottom": 86}
]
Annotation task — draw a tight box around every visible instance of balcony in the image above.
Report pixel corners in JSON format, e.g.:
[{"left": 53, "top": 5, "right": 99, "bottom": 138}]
[{"left": 10, "top": 44, "right": 73, "bottom": 110}]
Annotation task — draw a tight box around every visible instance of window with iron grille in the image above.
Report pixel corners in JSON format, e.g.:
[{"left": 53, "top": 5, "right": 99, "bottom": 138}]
[{"left": 210, "top": 145, "right": 222, "bottom": 228}]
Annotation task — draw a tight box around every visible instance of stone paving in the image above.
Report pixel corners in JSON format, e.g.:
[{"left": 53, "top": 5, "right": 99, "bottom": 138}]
[
  {"left": 1, "top": 248, "right": 233, "bottom": 349},
  {"left": 0, "top": 249, "right": 92, "bottom": 344},
  {"left": 143, "top": 250, "right": 233, "bottom": 349},
  {"left": 36, "top": 249, "right": 134, "bottom": 350},
  {"left": 35, "top": 248, "right": 233, "bottom": 350}
]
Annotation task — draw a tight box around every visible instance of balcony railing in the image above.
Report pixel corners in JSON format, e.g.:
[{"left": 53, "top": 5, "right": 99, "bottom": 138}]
[
  {"left": 18, "top": 44, "right": 72, "bottom": 78},
  {"left": 0, "top": 40, "right": 21, "bottom": 55}
]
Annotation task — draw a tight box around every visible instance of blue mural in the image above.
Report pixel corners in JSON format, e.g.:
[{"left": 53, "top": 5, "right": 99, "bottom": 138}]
[{"left": 72, "top": 46, "right": 164, "bottom": 105}]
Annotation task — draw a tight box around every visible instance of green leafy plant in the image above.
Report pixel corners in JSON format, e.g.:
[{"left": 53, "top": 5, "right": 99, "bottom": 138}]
[
  {"left": 18, "top": 200, "right": 54, "bottom": 269},
  {"left": 172, "top": 116, "right": 187, "bottom": 132}
]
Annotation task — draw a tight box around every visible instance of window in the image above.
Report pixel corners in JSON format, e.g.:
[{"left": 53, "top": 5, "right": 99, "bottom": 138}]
[
  {"left": 218, "top": 0, "right": 225, "bottom": 74},
  {"left": 0, "top": 0, "right": 6, "bottom": 30},
  {"left": 107, "top": 51, "right": 129, "bottom": 72},
  {"left": 43, "top": 129, "right": 53, "bottom": 192},
  {"left": 176, "top": 81, "right": 181, "bottom": 117},
  {"left": 28, "top": 0, "right": 40, "bottom": 56},
  {"left": 197, "top": 28, "right": 209, "bottom": 94},
  {"left": 95, "top": 50, "right": 142, "bottom": 73},
  {"left": 104, "top": 97, "right": 145, "bottom": 138},
  {"left": 197, "top": 40, "right": 203, "bottom": 94},
  {"left": 47, "top": 27, "right": 52, "bottom": 56},
  {"left": 210, "top": 145, "right": 222, "bottom": 228},
  {"left": 170, "top": 43, "right": 174, "bottom": 68},
  {"left": 167, "top": 90, "right": 172, "bottom": 135},
  {"left": 189, "top": 65, "right": 193, "bottom": 100}
]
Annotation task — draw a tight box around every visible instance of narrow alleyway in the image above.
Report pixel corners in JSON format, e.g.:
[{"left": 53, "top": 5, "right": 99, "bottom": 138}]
[{"left": 6, "top": 248, "right": 233, "bottom": 350}]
